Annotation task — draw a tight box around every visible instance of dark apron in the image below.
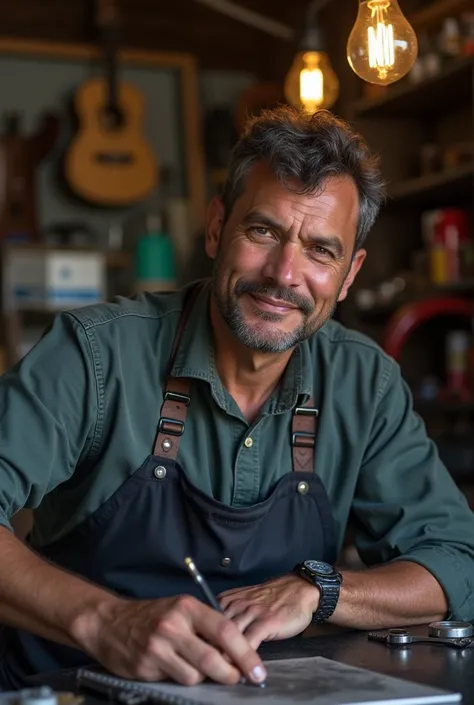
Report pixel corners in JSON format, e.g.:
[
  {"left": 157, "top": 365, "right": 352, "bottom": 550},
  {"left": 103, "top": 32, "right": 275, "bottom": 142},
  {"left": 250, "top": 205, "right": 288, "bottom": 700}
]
[{"left": 0, "top": 287, "right": 336, "bottom": 689}]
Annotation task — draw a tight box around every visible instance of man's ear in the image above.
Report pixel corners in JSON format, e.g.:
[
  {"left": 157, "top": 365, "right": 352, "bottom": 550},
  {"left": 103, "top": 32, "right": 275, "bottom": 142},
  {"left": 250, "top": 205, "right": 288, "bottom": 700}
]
[
  {"left": 205, "top": 197, "right": 225, "bottom": 260},
  {"left": 337, "top": 249, "right": 366, "bottom": 303}
]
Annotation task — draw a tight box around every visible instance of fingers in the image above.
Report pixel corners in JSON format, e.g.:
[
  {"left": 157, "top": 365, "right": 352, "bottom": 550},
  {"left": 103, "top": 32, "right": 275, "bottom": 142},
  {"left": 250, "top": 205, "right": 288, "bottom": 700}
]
[
  {"left": 176, "top": 633, "right": 242, "bottom": 685},
  {"left": 194, "top": 607, "right": 267, "bottom": 685},
  {"left": 225, "top": 604, "right": 262, "bottom": 634},
  {"left": 153, "top": 596, "right": 262, "bottom": 685},
  {"left": 145, "top": 638, "right": 205, "bottom": 686},
  {"left": 220, "top": 592, "right": 250, "bottom": 619}
]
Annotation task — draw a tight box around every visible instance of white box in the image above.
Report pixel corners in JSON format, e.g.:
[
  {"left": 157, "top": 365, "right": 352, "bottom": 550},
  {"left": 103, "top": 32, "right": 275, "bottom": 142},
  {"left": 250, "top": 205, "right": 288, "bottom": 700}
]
[{"left": 4, "top": 249, "right": 106, "bottom": 311}]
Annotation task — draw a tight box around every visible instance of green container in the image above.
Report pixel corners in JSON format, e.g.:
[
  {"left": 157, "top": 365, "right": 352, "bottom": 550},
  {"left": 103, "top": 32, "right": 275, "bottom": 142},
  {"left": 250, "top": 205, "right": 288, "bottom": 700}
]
[{"left": 135, "top": 225, "right": 177, "bottom": 291}]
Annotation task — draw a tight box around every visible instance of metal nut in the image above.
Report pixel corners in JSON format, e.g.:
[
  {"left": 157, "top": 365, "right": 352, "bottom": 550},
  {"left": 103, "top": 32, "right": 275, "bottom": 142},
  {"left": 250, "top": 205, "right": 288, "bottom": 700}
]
[
  {"left": 153, "top": 466, "right": 167, "bottom": 479},
  {"left": 297, "top": 481, "right": 309, "bottom": 495}
]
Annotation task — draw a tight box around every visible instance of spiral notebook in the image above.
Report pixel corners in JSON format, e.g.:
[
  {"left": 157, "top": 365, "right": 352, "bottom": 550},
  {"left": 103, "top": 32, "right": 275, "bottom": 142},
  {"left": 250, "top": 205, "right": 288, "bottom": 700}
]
[{"left": 77, "top": 655, "right": 461, "bottom": 705}]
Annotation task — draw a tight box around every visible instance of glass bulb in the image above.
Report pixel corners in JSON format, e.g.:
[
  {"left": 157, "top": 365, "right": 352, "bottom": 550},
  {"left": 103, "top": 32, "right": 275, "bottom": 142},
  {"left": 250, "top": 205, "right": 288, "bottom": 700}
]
[
  {"left": 284, "top": 51, "right": 340, "bottom": 113},
  {"left": 347, "top": 0, "right": 418, "bottom": 85}
]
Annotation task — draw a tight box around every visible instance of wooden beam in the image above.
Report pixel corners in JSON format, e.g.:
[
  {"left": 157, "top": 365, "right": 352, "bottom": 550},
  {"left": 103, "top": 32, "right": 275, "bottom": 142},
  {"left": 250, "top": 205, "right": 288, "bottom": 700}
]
[
  {"left": 0, "top": 36, "right": 195, "bottom": 69},
  {"left": 410, "top": 0, "right": 474, "bottom": 29}
]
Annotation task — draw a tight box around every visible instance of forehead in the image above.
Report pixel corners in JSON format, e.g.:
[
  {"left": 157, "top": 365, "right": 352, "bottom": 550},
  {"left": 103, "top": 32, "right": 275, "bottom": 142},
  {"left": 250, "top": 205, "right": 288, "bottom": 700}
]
[{"left": 233, "top": 161, "right": 360, "bottom": 240}]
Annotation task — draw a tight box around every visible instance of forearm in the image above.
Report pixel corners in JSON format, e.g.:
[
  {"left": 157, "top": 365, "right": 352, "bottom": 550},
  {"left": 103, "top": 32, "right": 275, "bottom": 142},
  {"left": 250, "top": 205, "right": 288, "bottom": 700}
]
[
  {"left": 331, "top": 561, "right": 448, "bottom": 629},
  {"left": 0, "top": 526, "right": 123, "bottom": 649}
]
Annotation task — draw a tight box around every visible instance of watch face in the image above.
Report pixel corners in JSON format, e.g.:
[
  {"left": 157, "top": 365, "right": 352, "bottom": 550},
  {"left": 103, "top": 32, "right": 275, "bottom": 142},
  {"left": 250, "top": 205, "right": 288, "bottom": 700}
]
[{"left": 305, "top": 560, "right": 334, "bottom": 575}]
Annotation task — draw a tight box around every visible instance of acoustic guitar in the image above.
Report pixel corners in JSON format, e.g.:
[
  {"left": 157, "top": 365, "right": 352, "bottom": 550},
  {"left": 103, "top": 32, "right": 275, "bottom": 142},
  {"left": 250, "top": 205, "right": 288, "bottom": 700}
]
[{"left": 64, "top": 0, "right": 158, "bottom": 206}]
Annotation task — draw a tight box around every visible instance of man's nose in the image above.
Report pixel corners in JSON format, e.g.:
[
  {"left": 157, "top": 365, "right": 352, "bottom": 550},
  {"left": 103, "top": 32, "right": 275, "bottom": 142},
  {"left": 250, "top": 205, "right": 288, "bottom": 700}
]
[{"left": 262, "top": 242, "right": 303, "bottom": 287}]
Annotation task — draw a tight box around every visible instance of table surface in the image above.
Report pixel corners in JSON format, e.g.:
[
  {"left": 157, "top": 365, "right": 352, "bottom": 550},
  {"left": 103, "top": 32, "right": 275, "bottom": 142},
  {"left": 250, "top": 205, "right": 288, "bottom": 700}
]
[{"left": 27, "top": 624, "right": 474, "bottom": 704}]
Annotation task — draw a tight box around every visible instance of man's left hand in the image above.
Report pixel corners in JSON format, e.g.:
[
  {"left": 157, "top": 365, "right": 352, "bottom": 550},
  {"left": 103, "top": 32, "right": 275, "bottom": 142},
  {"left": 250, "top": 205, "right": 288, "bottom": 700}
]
[{"left": 218, "top": 574, "right": 320, "bottom": 649}]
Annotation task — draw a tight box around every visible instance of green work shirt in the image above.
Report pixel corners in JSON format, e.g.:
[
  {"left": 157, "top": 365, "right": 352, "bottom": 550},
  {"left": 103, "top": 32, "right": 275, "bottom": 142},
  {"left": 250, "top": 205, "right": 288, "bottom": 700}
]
[{"left": 0, "top": 280, "right": 473, "bottom": 620}]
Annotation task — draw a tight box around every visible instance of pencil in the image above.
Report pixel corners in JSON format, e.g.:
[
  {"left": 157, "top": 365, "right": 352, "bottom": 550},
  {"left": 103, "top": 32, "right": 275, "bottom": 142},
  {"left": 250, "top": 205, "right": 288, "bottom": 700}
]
[
  {"left": 184, "top": 556, "right": 224, "bottom": 613},
  {"left": 183, "top": 556, "right": 266, "bottom": 688}
]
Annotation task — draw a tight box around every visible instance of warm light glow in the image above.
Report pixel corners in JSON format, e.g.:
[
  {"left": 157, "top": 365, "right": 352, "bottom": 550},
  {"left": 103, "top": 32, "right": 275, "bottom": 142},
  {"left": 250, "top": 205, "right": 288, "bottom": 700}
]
[
  {"left": 285, "top": 51, "right": 339, "bottom": 113},
  {"left": 300, "top": 56, "right": 324, "bottom": 109},
  {"left": 347, "top": 0, "right": 418, "bottom": 85},
  {"left": 368, "top": 19, "right": 395, "bottom": 75}
]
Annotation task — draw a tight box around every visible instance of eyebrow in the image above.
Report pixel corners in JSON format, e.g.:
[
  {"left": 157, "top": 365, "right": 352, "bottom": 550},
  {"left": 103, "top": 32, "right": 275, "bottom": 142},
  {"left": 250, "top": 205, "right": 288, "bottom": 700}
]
[{"left": 241, "top": 211, "right": 346, "bottom": 259}]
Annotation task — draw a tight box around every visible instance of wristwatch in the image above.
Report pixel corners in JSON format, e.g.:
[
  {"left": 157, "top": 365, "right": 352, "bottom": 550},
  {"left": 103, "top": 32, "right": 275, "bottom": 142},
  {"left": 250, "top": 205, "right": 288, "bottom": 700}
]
[{"left": 294, "top": 560, "right": 342, "bottom": 623}]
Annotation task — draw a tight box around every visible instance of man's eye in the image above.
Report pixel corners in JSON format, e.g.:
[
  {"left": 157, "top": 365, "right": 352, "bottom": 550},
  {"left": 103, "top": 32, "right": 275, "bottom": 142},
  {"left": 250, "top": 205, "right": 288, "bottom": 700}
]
[{"left": 250, "top": 226, "right": 270, "bottom": 236}]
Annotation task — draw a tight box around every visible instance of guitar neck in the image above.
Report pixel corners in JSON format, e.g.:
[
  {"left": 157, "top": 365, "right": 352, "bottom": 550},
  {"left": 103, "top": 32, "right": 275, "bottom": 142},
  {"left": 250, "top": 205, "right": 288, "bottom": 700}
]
[
  {"left": 97, "top": 0, "right": 121, "bottom": 114},
  {"left": 104, "top": 24, "right": 119, "bottom": 112}
]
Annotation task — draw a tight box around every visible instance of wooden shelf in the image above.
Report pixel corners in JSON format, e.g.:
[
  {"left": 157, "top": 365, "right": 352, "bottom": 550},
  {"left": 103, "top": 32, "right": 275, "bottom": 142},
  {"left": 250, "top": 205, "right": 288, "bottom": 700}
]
[
  {"left": 410, "top": 0, "right": 474, "bottom": 30},
  {"left": 1, "top": 244, "right": 132, "bottom": 269},
  {"left": 352, "top": 55, "right": 474, "bottom": 119},
  {"left": 387, "top": 162, "right": 474, "bottom": 207}
]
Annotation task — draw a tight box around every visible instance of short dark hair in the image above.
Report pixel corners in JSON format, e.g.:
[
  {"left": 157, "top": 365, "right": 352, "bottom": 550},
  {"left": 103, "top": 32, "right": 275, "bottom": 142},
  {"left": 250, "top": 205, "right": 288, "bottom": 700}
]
[{"left": 221, "top": 106, "right": 385, "bottom": 251}]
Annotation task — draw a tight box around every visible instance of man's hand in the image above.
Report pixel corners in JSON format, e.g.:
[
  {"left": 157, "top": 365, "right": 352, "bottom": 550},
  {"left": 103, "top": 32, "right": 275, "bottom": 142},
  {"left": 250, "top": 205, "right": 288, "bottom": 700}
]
[
  {"left": 70, "top": 594, "right": 267, "bottom": 687},
  {"left": 218, "top": 574, "right": 320, "bottom": 648}
]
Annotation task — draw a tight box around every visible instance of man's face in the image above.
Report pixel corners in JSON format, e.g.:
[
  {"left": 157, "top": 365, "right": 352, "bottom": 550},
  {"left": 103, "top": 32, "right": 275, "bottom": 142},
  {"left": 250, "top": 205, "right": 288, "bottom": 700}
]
[{"left": 206, "top": 162, "right": 366, "bottom": 353}]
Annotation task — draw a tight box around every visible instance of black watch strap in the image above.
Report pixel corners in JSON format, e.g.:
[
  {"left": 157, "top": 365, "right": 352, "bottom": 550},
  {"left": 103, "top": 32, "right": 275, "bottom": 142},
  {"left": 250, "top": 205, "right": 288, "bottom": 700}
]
[{"left": 311, "top": 582, "right": 340, "bottom": 623}]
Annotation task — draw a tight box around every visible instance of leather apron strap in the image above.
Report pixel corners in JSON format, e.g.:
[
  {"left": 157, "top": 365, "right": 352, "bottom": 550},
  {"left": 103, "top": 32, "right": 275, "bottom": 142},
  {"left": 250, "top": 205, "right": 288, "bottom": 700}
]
[
  {"left": 291, "top": 400, "right": 319, "bottom": 472},
  {"left": 153, "top": 288, "right": 196, "bottom": 459},
  {"left": 153, "top": 286, "right": 318, "bottom": 472}
]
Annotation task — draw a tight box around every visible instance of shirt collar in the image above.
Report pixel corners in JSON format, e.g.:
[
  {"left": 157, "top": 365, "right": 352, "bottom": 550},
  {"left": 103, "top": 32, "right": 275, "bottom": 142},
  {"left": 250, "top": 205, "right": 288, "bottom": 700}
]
[{"left": 171, "top": 280, "right": 314, "bottom": 413}]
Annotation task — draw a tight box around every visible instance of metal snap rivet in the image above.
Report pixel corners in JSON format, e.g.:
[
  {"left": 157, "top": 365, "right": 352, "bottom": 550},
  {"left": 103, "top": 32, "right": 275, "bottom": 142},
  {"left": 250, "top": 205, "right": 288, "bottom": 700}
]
[
  {"left": 153, "top": 466, "right": 167, "bottom": 480},
  {"left": 297, "top": 481, "right": 309, "bottom": 495},
  {"left": 221, "top": 557, "right": 232, "bottom": 567},
  {"left": 244, "top": 437, "right": 253, "bottom": 448},
  {"left": 162, "top": 439, "right": 172, "bottom": 452}
]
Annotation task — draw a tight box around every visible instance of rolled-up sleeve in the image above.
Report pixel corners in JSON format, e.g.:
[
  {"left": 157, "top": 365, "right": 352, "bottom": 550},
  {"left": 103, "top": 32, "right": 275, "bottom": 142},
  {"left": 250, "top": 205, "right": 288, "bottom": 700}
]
[
  {"left": 0, "top": 312, "right": 98, "bottom": 531},
  {"left": 352, "top": 359, "right": 474, "bottom": 621}
]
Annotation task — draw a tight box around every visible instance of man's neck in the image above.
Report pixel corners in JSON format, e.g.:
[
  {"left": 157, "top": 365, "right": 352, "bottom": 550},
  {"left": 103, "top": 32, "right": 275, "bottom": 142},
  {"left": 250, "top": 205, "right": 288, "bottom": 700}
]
[{"left": 209, "top": 299, "right": 293, "bottom": 423}]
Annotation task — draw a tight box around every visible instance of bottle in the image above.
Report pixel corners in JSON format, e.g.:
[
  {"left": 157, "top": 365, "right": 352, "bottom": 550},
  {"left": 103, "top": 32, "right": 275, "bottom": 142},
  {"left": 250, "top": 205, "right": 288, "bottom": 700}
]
[{"left": 134, "top": 214, "right": 177, "bottom": 293}]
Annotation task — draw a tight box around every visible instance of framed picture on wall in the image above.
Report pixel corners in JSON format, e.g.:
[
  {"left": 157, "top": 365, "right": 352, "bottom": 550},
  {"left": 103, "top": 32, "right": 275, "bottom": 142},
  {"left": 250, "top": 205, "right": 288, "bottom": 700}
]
[{"left": 0, "top": 36, "right": 206, "bottom": 243}]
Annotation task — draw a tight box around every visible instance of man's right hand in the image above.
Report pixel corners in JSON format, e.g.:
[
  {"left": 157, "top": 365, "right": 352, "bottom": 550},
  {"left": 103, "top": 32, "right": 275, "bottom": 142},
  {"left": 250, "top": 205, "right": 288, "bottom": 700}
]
[{"left": 71, "top": 594, "right": 267, "bottom": 686}]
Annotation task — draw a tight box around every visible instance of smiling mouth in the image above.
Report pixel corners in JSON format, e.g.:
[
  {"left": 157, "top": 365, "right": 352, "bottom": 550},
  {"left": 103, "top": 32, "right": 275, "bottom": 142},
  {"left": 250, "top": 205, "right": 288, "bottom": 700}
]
[{"left": 250, "top": 293, "right": 298, "bottom": 314}]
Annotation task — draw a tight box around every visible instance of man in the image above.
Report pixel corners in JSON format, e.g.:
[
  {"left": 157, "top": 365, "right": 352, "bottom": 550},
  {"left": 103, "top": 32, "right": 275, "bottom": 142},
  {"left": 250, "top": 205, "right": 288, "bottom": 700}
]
[{"left": 0, "top": 106, "right": 473, "bottom": 690}]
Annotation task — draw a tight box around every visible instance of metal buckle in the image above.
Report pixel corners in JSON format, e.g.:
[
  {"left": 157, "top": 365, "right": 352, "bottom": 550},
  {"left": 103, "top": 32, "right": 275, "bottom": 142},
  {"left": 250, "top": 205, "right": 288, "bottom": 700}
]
[
  {"left": 292, "top": 431, "right": 316, "bottom": 448},
  {"left": 294, "top": 407, "right": 319, "bottom": 416},
  {"left": 158, "top": 417, "right": 185, "bottom": 436},
  {"left": 164, "top": 391, "right": 190, "bottom": 406}
]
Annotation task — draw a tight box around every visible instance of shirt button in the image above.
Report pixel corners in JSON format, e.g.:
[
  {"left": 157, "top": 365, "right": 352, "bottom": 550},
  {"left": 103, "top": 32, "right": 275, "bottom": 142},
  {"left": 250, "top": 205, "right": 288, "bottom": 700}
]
[
  {"left": 221, "top": 557, "right": 232, "bottom": 567},
  {"left": 153, "top": 465, "right": 167, "bottom": 479},
  {"left": 244, "top": 437, "right": 253, "bottom": 448},
  {"left": 297, "top": 481, "right": 309, "bottom": 495}
]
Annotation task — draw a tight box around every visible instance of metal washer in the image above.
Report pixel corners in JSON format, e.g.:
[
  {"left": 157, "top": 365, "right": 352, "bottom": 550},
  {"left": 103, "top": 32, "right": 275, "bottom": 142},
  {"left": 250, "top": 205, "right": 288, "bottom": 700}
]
[{"left": 428, "top": 621, "right": 474, "bottom": 639}]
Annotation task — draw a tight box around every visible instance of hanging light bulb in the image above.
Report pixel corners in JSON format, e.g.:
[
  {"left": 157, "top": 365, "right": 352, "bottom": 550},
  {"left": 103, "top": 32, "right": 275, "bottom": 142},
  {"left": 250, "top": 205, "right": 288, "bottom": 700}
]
[
  {"left": 285, "top": 49, "right": 339, "bottom": 112},
  {"left": 347, "top": 0, "right": 418, "bottom": 85},
  {"left": 285, "top": 21, "right": 340, "bottom": 113}
]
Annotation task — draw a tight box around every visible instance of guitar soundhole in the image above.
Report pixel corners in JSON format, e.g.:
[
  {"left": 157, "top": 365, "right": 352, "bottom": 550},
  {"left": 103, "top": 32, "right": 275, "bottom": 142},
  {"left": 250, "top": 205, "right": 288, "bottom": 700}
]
[
  {"left": 95, "top": 152, "right": 134, "bottom": 165},
  {"left": 101, "top": 105, "right": 125, "bottom": 131}
]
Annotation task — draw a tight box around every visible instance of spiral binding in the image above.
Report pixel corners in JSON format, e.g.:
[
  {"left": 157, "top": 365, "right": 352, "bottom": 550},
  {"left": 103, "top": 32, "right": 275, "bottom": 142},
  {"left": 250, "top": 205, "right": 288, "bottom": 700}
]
[{"left": 76, "top": 668, "right": 203, "bottom": 705}]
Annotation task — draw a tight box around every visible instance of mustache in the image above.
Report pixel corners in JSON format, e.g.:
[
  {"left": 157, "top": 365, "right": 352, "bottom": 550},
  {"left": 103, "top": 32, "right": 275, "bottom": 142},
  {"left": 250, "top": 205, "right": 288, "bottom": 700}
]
[{"left": 234, "top": 280, "right": 314, "bottom": 316}]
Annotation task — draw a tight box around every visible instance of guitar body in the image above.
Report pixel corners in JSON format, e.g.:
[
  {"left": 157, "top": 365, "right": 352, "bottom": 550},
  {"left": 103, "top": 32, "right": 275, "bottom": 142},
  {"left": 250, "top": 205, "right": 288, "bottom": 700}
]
[{"left": 65, "top": 77, "right": 158, "bottom": 206}]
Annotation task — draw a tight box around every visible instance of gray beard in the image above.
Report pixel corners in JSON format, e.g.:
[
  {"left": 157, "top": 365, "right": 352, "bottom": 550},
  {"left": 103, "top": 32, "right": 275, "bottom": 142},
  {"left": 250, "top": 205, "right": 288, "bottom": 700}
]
[{"left": 212, "top": 282, "right": 338, "bottom": 353}]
